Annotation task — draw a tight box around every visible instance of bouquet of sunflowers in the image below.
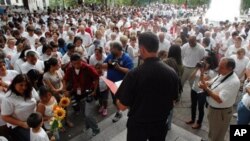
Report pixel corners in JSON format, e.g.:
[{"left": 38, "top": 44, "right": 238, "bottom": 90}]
[{"left": 50, "top": 97, "right": 70, "bottom": 134}]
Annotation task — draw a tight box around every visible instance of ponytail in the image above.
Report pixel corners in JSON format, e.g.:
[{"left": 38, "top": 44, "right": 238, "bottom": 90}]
[{"left": 44, "top": 57, "right": 58, "bottom": 73}]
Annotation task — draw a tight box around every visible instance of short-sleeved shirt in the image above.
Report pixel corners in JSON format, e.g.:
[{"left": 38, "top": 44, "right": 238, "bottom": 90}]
[
  {"left": 43, "top": 71, "right": 63, "bottom": 90},
  {"left": 20, "top": 60, "right": 44, "bottom": 74},
  {"left": 104, "top": 53, "right": 133, "bottom": 82},
  {"left": 1, "top": 91, "right": 36, "bottom": 128},
  {"left": 116, "top": 57, "right": 179, "bottom": 123},
  {"left": 207, "top": 72, "right": 240, "bottom": 108},
  {"left": 30, "top": 128, "right": 50, "bottom": 141}
]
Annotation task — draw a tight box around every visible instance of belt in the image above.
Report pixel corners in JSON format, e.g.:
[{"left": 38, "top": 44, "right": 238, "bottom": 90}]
[{"left": 209, "top": 106, "right": 231, "bottom": 110}]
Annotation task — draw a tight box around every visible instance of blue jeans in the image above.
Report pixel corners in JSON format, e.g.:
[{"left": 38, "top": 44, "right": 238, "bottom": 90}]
[{"left": 237, "top": 101, "right": 250, "bottom": 124}]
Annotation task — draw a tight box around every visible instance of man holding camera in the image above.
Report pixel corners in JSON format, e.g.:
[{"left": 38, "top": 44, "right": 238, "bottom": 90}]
[
  {"left": 103, "top": 41, "right": 133, "bottom": 123},
  {"left": 63, "top": 53, "right": 100, "bottom": 136},
  {"left": 199, "top": 57, "right": 240, "bottom": 141}
]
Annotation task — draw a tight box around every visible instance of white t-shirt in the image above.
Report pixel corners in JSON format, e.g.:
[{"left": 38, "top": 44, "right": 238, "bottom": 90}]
[
  {"left": 3, "top": 46, "right": 17, "bottom": 60},
  {"left": 10, "top": 52, "right": 21, "bottom": 66},
  {"left": 14, "top": 59, "right": 25, "bottom": 74},
  {"left": 181, "top": 43, "right": 206, "bottom": 68},
  {"left": 61, "top": 53, "right": 70, "bottom": 65},
  {"left": 99, "top": 75, "right": 108, "bottom": 92},
  {"left": 24, "top": 34, "right": 39, "bottom": 50},
  {"left": 0, "top": 92, "right": 6, "bottom": 126},
  {"left": 76, "top": 32, "right": 92, "bottom": 46},
  {"left": 231, "top": 55, "right": 249, "bottom": 79},
  {"left": 158, "top": 40, "right": 171, "bottom": 53},
  {"left": 0, "top": 70, "right": 19, "bottom": 85},
  {"left": 30, "top": 128, "right": 50, "bottom": 141},
  {"left": 1, "top": 91, "right": 36, "bottom": 128},
  {"left": 242, "top": 80, "right": 250, "bottom": 110},
  {"left": 20, "top": 60, "right": 44, "bottom": 74},
  {"left": 192, "top": 69, "right": 217, "bottom": 93},
  {"left": 225, "top": 45, "right": 240, "bottom": 57},
  {"left": 89, "top": 54, "right": 107, "bottom": 66}
]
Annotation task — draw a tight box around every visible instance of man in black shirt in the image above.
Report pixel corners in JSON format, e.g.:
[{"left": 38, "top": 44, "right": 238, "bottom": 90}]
[{"left": 116, "top": 32, "right": 179, "bottom": 141}]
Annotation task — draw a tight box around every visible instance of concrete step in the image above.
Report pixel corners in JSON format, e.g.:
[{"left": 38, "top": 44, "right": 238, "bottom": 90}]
[
  {"left": 70, "top": 110, "right": 128, "bottom": 141},
  {"left": 110, "top": 124, "right": 202, "bottom": 141},
  {"left": 70, "top": 109, "right": 202, "bottom": 141}
]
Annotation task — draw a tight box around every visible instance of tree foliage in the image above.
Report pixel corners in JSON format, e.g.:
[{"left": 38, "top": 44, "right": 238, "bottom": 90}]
[{"left": 49, "top": 0, "right": 250, "bottom": 11}]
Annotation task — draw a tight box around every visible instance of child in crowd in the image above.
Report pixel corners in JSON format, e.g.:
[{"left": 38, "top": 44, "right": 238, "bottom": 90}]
[
  {"left": 36, "top": 86, "right": 59, "bottom": 140},
  {"left": 95, "top": 63, "right": 109, "bottom": 116},
  {"left": 27, "top": 112, "right": 55, "bottom": 141}
]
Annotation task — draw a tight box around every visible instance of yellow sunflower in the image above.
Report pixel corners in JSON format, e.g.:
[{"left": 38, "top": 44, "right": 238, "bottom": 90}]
[
  {"left": 53, "top": 105, "right": 61, "bottom": 112},
  {"left": 59, "top": 97, "right": 71, "bottom": 107},
  {"left": 54, "top": 107, "right": 66, "bottom": 120}
]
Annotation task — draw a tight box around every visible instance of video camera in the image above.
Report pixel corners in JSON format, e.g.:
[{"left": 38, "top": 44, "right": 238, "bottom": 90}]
[{"left": 196, "top": 61, "right": 206, "bottom": 68}]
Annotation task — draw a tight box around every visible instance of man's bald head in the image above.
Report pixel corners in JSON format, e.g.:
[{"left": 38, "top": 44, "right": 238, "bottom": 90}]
[
  {"left": 158, "top": 32, "right": 165, "bottom": 42},
  {"left": 188, "top": 36, "right": 197, "bottom": 48}
]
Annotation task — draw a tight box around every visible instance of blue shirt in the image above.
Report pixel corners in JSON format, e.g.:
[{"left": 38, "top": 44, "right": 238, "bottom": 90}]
[
  {"left": 58, "top": 45, "right": 68, "bottom": 56},
  {"left": 104, "top": 53, "right": 133, "bottom": 82}
]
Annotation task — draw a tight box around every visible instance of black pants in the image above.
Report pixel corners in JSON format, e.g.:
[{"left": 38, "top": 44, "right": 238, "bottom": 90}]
[
  {"left": 10, "top": 126, "right": 30, "bottom": 141},
  {"left": 191, "top": 90, "right": 206, "bottom": 124},
  {"left": 127, "top": 120, "right": 168, "bottom": 141},
  {"left": 99, "top": 90, "right": 109, "bottom": 108},
  {"left": 71, "top": 92, "right": 86, "bottom": 112},
  {"left": 0, "top": 125, "right": 11, "bottom": 140}
]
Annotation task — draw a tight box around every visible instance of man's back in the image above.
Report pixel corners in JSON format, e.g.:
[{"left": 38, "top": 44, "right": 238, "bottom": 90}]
[{"left": 117, "top": 57, "right": 179, "bottom": 123}]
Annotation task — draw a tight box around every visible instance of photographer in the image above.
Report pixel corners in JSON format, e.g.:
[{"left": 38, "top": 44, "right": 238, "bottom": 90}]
[
  {"left": 199, "top": 57, "right": 240, "bottom": 141},
  {"left": 186, "top": 56, "right": 217, "bottom": 129},
  {"left": 63, "top": 53, "right": 100, "bottom": 136},
  {"left": 103, "top": 41, "right": 133, "bottom": 123}
]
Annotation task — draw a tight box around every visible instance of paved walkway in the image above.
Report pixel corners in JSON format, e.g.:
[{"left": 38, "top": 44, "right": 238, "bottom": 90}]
[{"left": 60, "top": 83, "right": 237, "bottom": 141}]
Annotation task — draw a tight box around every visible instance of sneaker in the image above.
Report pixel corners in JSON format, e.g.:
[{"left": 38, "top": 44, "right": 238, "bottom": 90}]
[
  {"left": 102, "top": 109, "right": 108, "bottom": 116},
  {"left": 112, "top": 112, "right": 122, "bottom": 123},
  {"left": 92, "top": 128, "right": 100, "bottom": 136},
  {"left": 233, "top": 113, "right": 238, "bottom": 118},
  {"left": 98, "top": 106, "right": 104, "bottom": 113}
]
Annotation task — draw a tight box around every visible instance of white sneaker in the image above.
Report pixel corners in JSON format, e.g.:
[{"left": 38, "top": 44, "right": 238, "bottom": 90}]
[{"left": 233, "top": 113, "right": 238, "bottom": 117}]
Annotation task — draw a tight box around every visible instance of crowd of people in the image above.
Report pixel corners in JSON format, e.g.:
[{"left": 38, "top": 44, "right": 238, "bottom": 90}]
[{"left": 0, "top": 2, "right": 250, "bottom": 141}]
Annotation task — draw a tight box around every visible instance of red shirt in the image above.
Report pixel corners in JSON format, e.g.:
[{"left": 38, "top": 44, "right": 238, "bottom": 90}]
[{"left": 64, "top": 62, "right": 99, "bottom": 93}]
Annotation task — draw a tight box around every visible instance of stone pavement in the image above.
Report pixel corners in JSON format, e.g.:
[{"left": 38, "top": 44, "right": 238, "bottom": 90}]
[{"left": 60, "top": 83, "right": 237, "bottom": 141}]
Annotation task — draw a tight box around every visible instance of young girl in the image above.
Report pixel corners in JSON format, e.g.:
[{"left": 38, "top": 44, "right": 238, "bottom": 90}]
[
  {"left": 36, "top": 86, "right": 59, "bottom": 140},
  {"left": 95, "top": 63, "right": 109, "bottom": 116}
]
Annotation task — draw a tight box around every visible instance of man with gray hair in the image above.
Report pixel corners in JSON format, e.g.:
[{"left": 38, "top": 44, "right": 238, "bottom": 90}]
[{"left": 199, "top": 57, "right": 240, "bottom": 141}]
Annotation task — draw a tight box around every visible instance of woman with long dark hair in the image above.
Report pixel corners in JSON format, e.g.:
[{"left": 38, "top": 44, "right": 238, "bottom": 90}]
[
  {"left": 186, "top": 56, "right": 217, "bottom": 129},
  {"left": 1, "top": 74, "right": 36, "bottom": 141},
  {"left": 43, "top": 57, "right": 63, "bottom": 100},
  {"left": 43, "top": 57, "right": 73, "bottom": 127},
  {"left": 168, "top": 44, "right": 183, "bottom": 77}
]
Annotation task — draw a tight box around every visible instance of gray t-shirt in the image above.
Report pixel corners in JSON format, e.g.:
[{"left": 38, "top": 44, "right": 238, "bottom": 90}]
[{"left": 43, "top": 71, "right": 63, "bottom": 89}]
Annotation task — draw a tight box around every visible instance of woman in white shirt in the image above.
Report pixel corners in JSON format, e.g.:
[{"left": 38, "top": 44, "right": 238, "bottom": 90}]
[
  {"left": 14, "top": 46, "right": 31, "bottom": 73},
  {"left": 1, "top": 74, "right": 36, "bottom": 141},
  {"left": 0, "top": 60, "right": 19, "bottom": 139},
  {"left": 89, "top": 47, "right": 107, "bottom": 66},
  {"left": 186, "top": 56, "right": 217, "bottom": 129},
  {"left": 40, "top": 44, "right": 53, "bottom": 61}
]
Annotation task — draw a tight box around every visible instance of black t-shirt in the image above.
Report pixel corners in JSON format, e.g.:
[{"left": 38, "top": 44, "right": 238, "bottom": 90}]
[{"left": 116, "top": 57, "right": 179, "bottom": 124}]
